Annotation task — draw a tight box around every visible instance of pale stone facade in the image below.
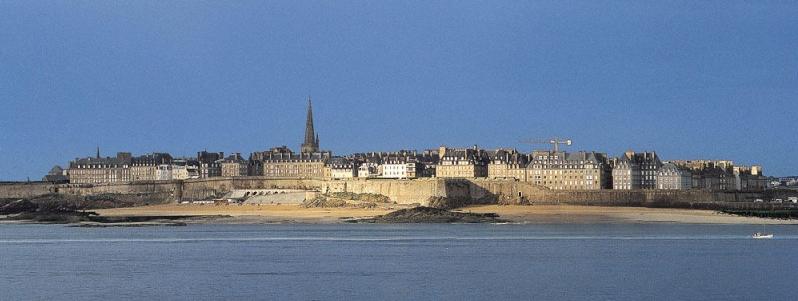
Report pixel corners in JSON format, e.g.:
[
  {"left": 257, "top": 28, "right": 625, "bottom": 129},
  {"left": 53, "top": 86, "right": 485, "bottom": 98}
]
[
  {"left": 130, "top": 153, "right": 172, "bottom": 181},
  {"left": 611, "top": 151, "right": 661, "bottom": 190},
  {"left": 357, "top": 163, "right": 379, "bottom": 178},
  {"left": 67, "top": 152, "right": 133, "bottom": 184},
  {"left": 254, "top": 148, "right": 331, "bottom": 179},
  {"left": 612, "top": 156, "right": 640, "bottom": 190},
  {"left": 487, "top": 149, "right": 528, "bottom": 181},
  {"left": 156, "top": 164, "right": 172, "bottom": 181},
  {"left": 657, "top": 163, "right": 692, "bottom": 190},
  {"left": 154, "top": 159, "right": 200, "bottom": 181},
  {"left": 327, "top": 158, "right": 358, "bottom": 179},
  {"left": 670, "top": 160, "right": 767, "bottom": 191},
  {"left": 528, "top": 151, "right": 610, "bottom": 190},
  {"left": 436, "top": 146, "right": 489, "bottom": 178},
  {"left": 221, "top": 153, "right": 248, "bottom": 177}
]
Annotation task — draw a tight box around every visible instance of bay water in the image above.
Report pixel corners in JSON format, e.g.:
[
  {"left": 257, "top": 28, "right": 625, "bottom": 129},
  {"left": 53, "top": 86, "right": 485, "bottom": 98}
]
[{"left": 1, "top": 223, "right": 796, "bottom": 300}]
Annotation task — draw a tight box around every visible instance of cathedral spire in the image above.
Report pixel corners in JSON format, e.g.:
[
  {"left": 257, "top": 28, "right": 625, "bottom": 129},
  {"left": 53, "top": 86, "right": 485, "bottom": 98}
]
[
  {"left": 96, "top": 146, "right": 100, "bottom": 159},
  {"left": 301, "top": 96, "right": 319, "bottom": 153}
]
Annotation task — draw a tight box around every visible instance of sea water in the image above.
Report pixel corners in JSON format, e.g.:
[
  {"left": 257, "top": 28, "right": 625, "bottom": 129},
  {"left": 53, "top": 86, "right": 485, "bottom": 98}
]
[{"left": 1, "top": 223, "right": 796, "bottom": 300}]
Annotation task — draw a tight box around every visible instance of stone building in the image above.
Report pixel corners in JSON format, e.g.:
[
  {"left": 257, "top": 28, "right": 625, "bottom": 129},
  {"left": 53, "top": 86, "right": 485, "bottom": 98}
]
[
  {"left": 733, "top": 165, "right": 768, "bottom": 192},
  {"left": 343, "top": 150, "right": 436, "bottom": 179},
  {"left": 42, "top": 165, "right": 69, "bottom": 183},
  {"left": 156, "top": 164, "right": 173, "bottom": 181},
  {"left": 357, "top": 163, "right": 379, "bottom": 178},
  {"left": 221, "top": 153, "right": 249, "bottom": 177},
  {"left": 657, "top": 162, "right": 692, "bottom": 190},
  {"left": 611, "top": 155, "right": 640, "bottom": 190},
  {"left": 670, "top": 160, "right": 765, "bottom": 191},
  {"left": 611, "top": 151, "right": 661, "bottom": 190},
  {"left": 695, "top": 167, "right": 735, "bottom": 191},
  {"left": 197, "top": 151, "right": 224, "bottom": 178},
  {"left": 327, "top": 157, "right": 358, "bottom": 179},
  {"left": 248, "top": 98, "right": 332, "bottom": 179},
  {"left": 262, "top": 151, "right": 331, "bottom": 179},
  {"left": 436, "top": 146, "right": 489, "bottom": 178},
  {"left": 130, "top": 153, "right": 172, "bottom": 181},
  {"left": 527, "top": 150, "right": 610, "bottom": 190},
  {"left": 379, "top": 156, "right": 423, "bottom": 179},
  {"left": 166, "top": 159, "right": 200, "bottom": 180},
  {"left": 487, "top": 148, "right": 528, "bottom": 181},
  {"left": 67, "top": 150, "right": 133, "bottom": 184},
  {"left": 253, "top": 147, "right": 332, "bottom": 179}
]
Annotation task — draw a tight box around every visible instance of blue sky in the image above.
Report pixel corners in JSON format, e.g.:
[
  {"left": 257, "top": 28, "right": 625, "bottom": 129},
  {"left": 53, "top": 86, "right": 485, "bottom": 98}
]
[{"left": 1, "top": 1, "right": 796, "bottom": 180}]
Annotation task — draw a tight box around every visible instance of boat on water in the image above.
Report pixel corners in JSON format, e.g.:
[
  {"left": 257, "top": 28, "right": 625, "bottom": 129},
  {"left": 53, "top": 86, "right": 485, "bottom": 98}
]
[
  {"left": 752, "top": 232, "right": 774, "bottom": 239},
  {"left": 753, "top": 224, "right": 773, "bottom": 239}
]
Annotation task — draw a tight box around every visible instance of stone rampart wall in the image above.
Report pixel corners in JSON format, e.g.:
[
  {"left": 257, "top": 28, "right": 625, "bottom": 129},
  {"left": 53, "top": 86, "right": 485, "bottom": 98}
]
[{"left": 0, "top": 178, "right": 772, "bottom": 209}]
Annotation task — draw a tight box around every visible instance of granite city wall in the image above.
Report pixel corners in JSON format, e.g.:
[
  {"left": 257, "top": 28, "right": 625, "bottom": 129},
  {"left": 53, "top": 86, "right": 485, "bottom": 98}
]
[{"left": 0, "top": 178, "right": 777, "bottom": 209}]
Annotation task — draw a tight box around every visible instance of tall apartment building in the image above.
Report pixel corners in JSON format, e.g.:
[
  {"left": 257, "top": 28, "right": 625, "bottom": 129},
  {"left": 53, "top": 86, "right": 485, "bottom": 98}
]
[
  {"left": 197, "top": 151, "right": 224, "bottom": 178},
  {"left": 327, "top": 157, "right": 358, "bottom": 179},
  {"left": 163, "top": 159, "right": 200, "bottom": 180},
  {"left": 657, "top": 162, "right": 692, "bottom": 190},
  {"left": 67, "top": 150, "right": 133, "bottom": 184},
  {"left": 611, "top": 151, "right": 661, "bottom": 190},
  {"left": 487, "top": 148, "right": 529, "bottom": 181},
  {"left": 252, "top": 147, "right": 332, "bottom": 179},
  {"left": 436, "top": 146, "right": 489, "bottom": 178},
  {"left": 528, "top": 150, "right": 610, "bottom": 190},
  {"left": 221, "top": 153, "right": 249, "bottom": 177},
  {"left": 669, "top": 160, "right": 764, "bottom": 191},
  {"left": 130, "top": 153, "right": 172, "bottom": 181}
]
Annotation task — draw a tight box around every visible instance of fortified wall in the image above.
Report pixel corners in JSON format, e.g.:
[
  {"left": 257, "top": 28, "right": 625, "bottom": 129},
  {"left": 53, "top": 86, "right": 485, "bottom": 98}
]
[{"left": 0, "top": 178, "right": 775, "bottom": 209}]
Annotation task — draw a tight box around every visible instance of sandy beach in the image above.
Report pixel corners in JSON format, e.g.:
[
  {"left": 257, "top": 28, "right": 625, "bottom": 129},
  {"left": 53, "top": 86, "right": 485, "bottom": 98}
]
[{"left": 93, "top": 204, "right": 798, "bottom": 225}]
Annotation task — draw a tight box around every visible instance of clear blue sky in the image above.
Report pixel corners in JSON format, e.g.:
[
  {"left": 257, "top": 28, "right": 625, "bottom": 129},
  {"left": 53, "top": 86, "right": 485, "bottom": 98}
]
[{"left": 1, "top": 1, "right": 797, "bottom": 180}]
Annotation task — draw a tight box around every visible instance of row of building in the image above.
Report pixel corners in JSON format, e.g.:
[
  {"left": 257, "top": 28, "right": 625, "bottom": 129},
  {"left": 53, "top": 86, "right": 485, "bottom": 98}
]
[
  {"left": 51, "top": 145, "right": 767, "bottom": 192},
  {"left": 47, "top": 98, "right": 768, "bottom": 192}
]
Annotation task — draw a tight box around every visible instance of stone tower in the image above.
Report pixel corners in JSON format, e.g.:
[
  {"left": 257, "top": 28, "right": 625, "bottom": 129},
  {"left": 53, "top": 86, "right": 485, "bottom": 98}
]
[{"left": 301, "top": 96, "right": 320, "bottom": 153}]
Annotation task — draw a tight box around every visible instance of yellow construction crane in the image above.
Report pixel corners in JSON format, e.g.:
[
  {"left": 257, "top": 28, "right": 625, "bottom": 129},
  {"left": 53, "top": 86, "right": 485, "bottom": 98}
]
[{"left": 519, "top": 137, "right": 572, "bottom": 152}]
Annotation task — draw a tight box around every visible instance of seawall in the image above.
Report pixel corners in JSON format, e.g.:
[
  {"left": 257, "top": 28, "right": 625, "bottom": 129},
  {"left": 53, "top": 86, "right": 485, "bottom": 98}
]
[{"left": 0, "top": 178, "right": 783, "bottom": 209}]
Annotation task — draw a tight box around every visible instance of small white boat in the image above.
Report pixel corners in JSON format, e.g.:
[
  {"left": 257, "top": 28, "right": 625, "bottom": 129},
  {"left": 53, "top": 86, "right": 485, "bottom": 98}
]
[
  {"left": 752, "top": 232, "right": 773, "bottom": 239},
  {"left": 752, "top": 224, "right": 774, "bottom": 239}
]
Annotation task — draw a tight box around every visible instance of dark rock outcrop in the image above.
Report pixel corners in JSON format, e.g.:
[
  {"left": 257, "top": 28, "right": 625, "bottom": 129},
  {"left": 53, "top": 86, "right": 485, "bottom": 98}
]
[{"left": 353, "top": 206, "right": 505, "bottom": 223}]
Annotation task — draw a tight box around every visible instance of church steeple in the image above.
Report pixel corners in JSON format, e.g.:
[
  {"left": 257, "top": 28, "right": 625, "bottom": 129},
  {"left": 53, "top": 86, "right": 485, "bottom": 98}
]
[
  {"left": 301, "top": 96, "right": 320, "bottom": 153},
  {"left": 96, "top": 146, "right": 100, "bottom": 159}
]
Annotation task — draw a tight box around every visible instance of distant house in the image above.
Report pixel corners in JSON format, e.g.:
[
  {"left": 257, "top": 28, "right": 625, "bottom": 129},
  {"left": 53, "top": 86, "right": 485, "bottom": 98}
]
[
  {"left": 42, "top": 165, "right": 69, "bottom": 183},
  {"left": 487, "top": 148, "right": 528, "bottom": 181},
  {"left": 611, "top": 150, "right": 661, "bottom": 190},
  {"left": 68, "top": 151, "right": 133, "bottom": 184},
  {"left": 131, "top": 153, "right": 172, "bottom": 181},
  {"left": 197, "top": 151, "right": 224, "bottom": 178},
  {"left": 436, "top": 146, "right": 489, "bottom": 178},
  {"left": 528, "top": 150, "right": 611, "bottom": 190},
  {"left": 657, "top": 163, "right": 692, "bottom": 190},
  {"left": 250, "top": 146, "right": 332, "bottom": 179},
  {"left": 327, "top": 157, "right": 358, "bottom": 179},
  {"left": 221, "top": 153, "right": 248, "bottom": 177}
]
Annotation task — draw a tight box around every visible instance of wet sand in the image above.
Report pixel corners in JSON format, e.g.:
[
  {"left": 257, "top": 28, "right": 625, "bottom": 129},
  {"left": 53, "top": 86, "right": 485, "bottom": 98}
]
[
  {"left": 93, "top": 204, "right": 798, "bottom": 224},
  {"left": 95, "top": 204, "right": 397, "bottom": 224}
]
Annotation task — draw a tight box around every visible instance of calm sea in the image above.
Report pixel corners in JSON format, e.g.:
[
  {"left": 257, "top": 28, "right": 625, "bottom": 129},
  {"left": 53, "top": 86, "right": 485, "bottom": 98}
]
[{"left": 1, "top": 223, "right": 796, "bottom": 300}]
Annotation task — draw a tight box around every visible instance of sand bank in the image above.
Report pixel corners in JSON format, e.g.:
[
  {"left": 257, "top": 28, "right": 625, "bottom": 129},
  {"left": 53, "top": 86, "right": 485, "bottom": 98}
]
[{"left": 92, "top": 204, "right": 798, "bottom": 225}]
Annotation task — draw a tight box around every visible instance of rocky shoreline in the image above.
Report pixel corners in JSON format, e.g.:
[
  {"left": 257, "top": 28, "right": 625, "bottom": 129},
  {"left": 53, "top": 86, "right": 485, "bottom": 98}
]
[
  {"left": 349, "top": 207, "right": 507, "bottom": 224},
  {"left": 1, "top": 195, "right": 230, "bottom": 226}
]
